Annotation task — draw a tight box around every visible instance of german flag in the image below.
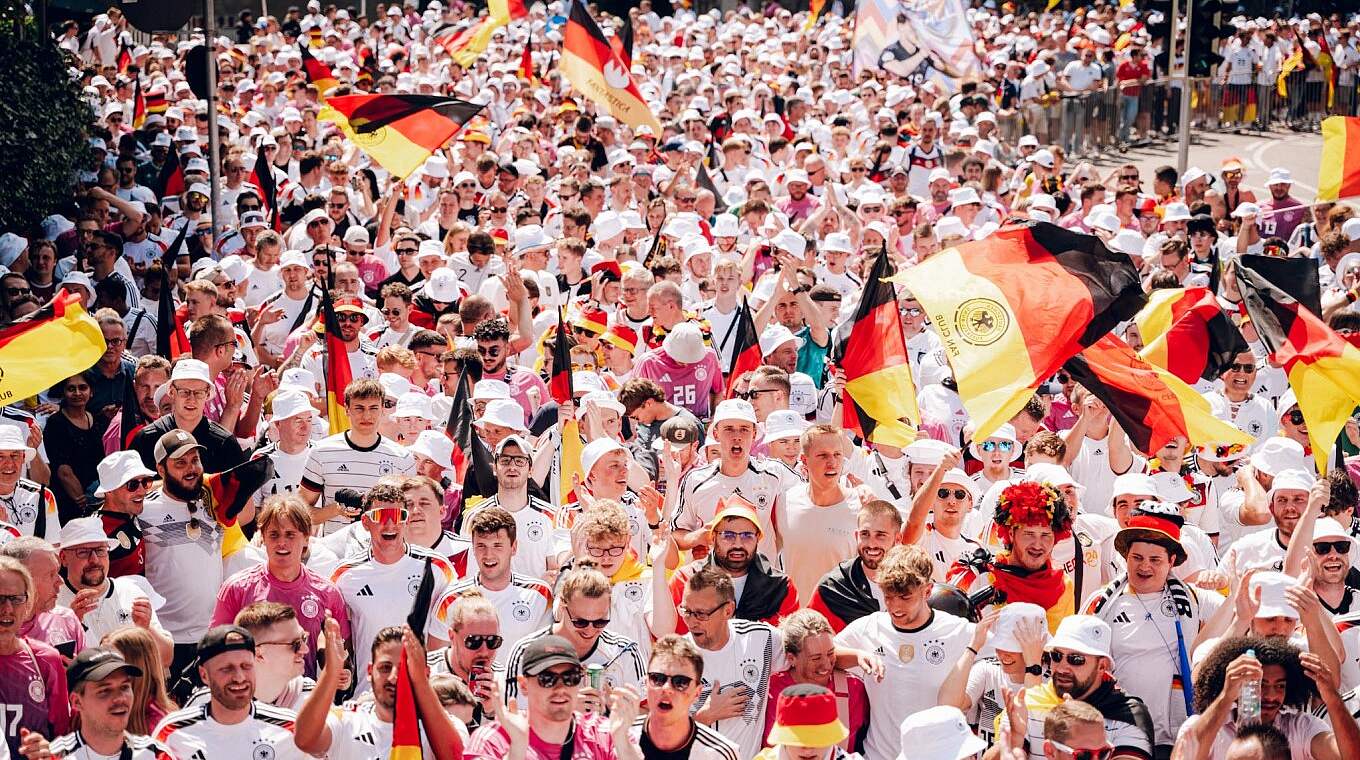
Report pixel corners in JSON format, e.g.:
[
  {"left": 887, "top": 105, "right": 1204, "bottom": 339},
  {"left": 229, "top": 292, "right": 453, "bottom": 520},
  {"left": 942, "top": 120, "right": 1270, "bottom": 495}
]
[
  {"left": 1235, "top": 257, "right": 1360, "bottom": 472},
  {"left": 131, "top": 79, "right": 146, "bottom": 130},
  {"left": 144, "top": 90, "right": 167, "bottom": 116},
  {"left": 1063, "top": 334, "right": 1255, "bottom": 456},
  {"left": 1134, "top": 287, "right": 1247, "bottom": 384},
  {"left": 248, "top": 148, "right": 279, "bottom": 230},
  {"left": 321, "top": 94, "right": 484, "bottom": 180},
  {"left": 831, "top": 247, "right": 918, "bottom": 447},
  {"left": 489, "top": 0, "right": 528, "bottom": 19},
  {"left": 0, "top": 290, "right": 105, "bottom": 404},
  {"left": 390, "top": 560, "right": 441, "bottom": 760},
  {"left": 434, "top": 16, "right": 505, "bottom": 67},
  {"left": 1319, "top": 117, "right": 1360, "bottom": 202},
  {"left": 321, "top": 291, "right": 354, "bottom": 435},
  {"left": 445, "top": 364, "right": 495, "bottom": 503},
  {"left": 518, "top": 36, "right": 538, "bottom": 86},
  {"left": 116, "top": 43, "right": 133, "bottom": 75},
  {"left": 609, "top": 16, "right": 634, "bottom": 69},
  {"left": 156, "top": 223, "right": 192, "bottom": 360},
  {"left": 561, "top": 0, "right": 662, "bottom": 135},
  {"left": 207, "top": 453, "right": 276, "bottom": 558},
  {"left": 725, "top": 298, "right": 762, "bottom": 397},
  {"left": 804, "top": 0, "right": 826, "bottom": 30},
  {"left": 299, "top": 43, "right": 339, "bottom": 96},
  {"left": 550, "top": 308, "right": 585, "bottom": 503},
  {"left": 155, "top": 147, "right": 184, "bottom": 199},
  {"left": 890, "top": 222, "right": 1144, "bottom": 439},
  {"left": 550, "top": 307, "right": 574, "bottom": 405},
  {"left": 305, "top": 27, "right": 324, "bottom": 48}
]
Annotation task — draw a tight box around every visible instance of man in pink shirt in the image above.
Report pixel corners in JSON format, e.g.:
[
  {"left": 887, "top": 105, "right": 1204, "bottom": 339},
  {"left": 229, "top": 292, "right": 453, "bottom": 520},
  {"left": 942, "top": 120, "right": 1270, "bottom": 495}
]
[
  {"left": 474, "top": 317, "right": 548, "bottom": 425},
  {"left": 211, "top": 498, "right": 350, "bottom": 678},
  {"left": 630, "top": 322, "right": 724, "bottom": 420}
]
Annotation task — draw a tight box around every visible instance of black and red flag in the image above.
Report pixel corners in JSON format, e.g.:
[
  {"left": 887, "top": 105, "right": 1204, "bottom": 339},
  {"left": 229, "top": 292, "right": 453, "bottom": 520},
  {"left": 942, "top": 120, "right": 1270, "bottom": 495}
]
[
  {"left": 445, "top": 363, "right": 495, "bottom": 507},
  {"left": 549, "top": 306, "right": 575, "bottom": 404},
  {"left": 131, "top": 78, "right": 146, "bottom": 129},
  {"left": 725, "top": 298, "right": 761, "bottom": 398},
  {"left": 609, "top": 16, "right": 634, "bottom": 70},
  {"left": 1235, "top": 255, "right": 1360, "bottom": 472},
  {"left": 154, "top": 146, "right": 184, "bottom": 199},
  {"left": 830, "top": 246, "right": 918, "bottom": 446},
  {"left": 248, "top": 148, "right": 280, "bottom": 230},
  {"left": 1134, "top": 286, "right": 1249, "bottom": 384},
  {"left": 116, "top": 42, "right": 133, "bottom": 75},
  {"left": 323, "top": 93, "right": 484, "bottom": 180},
  {"left": 205, "top": 454, "right": 277, "bottom": 526},
  {"left": 1062, "top": 334, "right": 1255, "bottom": 456},
  {"left": 156, "top": 222, "right": 191, "bottom": 360},
  {"left": 299, "top": 43, "right": 339, "bottom": 95}
]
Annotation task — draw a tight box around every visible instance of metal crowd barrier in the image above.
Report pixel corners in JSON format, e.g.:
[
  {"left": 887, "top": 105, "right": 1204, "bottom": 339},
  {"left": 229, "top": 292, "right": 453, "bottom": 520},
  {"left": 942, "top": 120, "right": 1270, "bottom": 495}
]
[{"left": 1027, "top": 75, "right": 1360, "bottom": 161}]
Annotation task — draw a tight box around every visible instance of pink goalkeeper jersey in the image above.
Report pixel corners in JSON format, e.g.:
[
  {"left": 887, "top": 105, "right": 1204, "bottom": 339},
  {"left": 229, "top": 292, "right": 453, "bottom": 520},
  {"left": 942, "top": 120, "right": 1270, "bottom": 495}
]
[
  {"left": 631, "top": 348, "right": 724, "bottom": 419},
  {"left": 211, "top": 564, "right": 351, "bottom": 678},
  {"left": 0, "top": 638, "right": 70, "bottom": 759}
]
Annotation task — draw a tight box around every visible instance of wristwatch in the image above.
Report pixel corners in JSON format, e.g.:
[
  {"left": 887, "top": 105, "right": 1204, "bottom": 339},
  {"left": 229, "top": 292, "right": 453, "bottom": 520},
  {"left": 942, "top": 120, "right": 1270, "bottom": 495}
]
[{"left": 1024, "top": 663, "right": 1043, "bottom": 676}]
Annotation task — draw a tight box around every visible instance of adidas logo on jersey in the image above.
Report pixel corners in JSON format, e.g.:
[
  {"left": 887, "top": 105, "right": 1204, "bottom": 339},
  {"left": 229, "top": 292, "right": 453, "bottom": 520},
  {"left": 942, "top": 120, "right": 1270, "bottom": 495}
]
[
  {"left": 357, "top": 585, "right": 374, "bottom": 596},
  {"left": 337, "top": 464, "right": 349, "bottom": 472},
  {"left": 1112, "top": 612, "right": 1132, "bottom": 624}
]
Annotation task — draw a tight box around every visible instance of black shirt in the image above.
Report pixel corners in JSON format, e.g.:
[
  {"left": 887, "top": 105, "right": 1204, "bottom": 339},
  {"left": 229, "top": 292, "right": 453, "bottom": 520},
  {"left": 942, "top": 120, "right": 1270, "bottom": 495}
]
[
  {"left": 130, "top": 414, "right": 245, "bottom": 475},
  {"left": 639, "top": 722, "right": 696, "bottom": 760}
]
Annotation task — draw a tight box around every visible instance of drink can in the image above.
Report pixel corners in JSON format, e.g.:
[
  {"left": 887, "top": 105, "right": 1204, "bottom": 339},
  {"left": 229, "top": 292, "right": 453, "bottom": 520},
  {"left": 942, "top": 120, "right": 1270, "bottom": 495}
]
[{"left": 586, "top": 663, "right": 604, "bottom": 690}]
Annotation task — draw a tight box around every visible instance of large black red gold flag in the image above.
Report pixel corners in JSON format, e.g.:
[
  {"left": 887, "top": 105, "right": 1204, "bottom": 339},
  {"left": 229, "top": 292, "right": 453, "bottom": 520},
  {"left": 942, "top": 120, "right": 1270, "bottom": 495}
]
[
  {"left": 561, "top": 0, "right": 661, "bottom": 134},
  {"left": 725, "top": 298, "right": 761, "bottom": 398},
  {"left": 0, "top": 290, "right": 105, "bottom": 404},
  {"left": 1235, "top": 256, "right": 1360, "bottom": 472},
  {"left": 610, "top": 16, "right": 634, "bottom": 69},
  {"left": 1134, "top": 286, "right": 1248, "bottom": 384},
  {"left": 321, "top": 292, "right": 354, "bottom": 435},
  {"left": 832, "top": 247, "right": 917, "bottom": 446},
  {"left": 1063, "top": 334, "right": 1255, "bottom": 456},
  {"left": 299, "top": 43, "right": 339, "bottom": 95},
  {"left": 322, "top": 94, "right": 484, "bottom": 180},
  {"left": 445, "top": 363, "right": 495, "bottom": 503},
  {"left": 890, "top": 222, "right": 1144, "bottom": 438}
]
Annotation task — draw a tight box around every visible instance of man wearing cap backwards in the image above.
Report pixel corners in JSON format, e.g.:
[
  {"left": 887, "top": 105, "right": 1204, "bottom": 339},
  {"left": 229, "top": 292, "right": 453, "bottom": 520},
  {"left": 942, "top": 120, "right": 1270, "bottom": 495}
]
[
  {"left": 674, "top": 399, "right": 785, "bottom": 563},
  {"left": 1083, "top": 501, "right": 1225, "bottom": 754},
  {"left": 1000, "top": 615, "right": 1155, "bottom": 760},
  {"left": 459, "top": 435, "right": 559, "bottom": 581},
  {"left": 56, "top": 516, "right": 172, "bottom": 660},
  {"left": 152, "top": 625, "right": 310, "bottom": 760},
  {"left": 139, "top": 428, "right": 254, "bottom": 685},
  {"left": 0, "top": 427, "right": 58, "bottom": 543},
  {"left": 20, "top": 647, "right": 171, "bottom": 760},
  {"left": 330, "top": 483, "right": 455, "bottom": 684}
]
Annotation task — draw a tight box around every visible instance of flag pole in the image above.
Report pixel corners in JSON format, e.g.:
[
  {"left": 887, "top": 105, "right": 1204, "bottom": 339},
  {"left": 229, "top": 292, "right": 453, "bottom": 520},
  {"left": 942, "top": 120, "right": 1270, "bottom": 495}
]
[
  {"left": 204, "top": 0, "right": 223, "bottom": 250},
  {"left": 1175, "top": 0, "right": 1194, "bottom": 175}
]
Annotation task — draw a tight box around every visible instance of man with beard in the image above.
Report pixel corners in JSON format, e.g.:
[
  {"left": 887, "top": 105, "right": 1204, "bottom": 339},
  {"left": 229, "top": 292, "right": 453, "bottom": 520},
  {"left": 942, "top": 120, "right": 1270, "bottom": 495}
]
[
  {"left": 56, "top": 517, "right": 172, "bottom": 660},
  {"left": 255, "top": 250, "right": 318, "bottom": 365},
  {"left": 140, "top": 430, "right": 254, "bottom": 684},
  {"left": 130, "top": 359, "right": 245, "bottom": 475},
  {"left": 1220, "top": 469, "right": 1318, "bottom": 579},
  {"left": 670, "top": 498, "right": 798, "bottom": 629},
  {"left": 630, "top": 635, "right": 740, "bottom": 760},
  {"left": 295, "top": 293, "right": 379, "bottom": 399},
  {"left": 1083, "top": 502, "right": 1223, "bottom": 756},
  {"left": 191, "top": 602, "right": 315, "bottom": 711},
  {"left": 778, "top": 426, "right": 861, "bottom": 605},
  {"left": 103, "top": 355, "right": 170, "bottom": 455},
  {"left": 808, "top": 499, "right": 903, "bottom": 631},
  {"left": 18, "top": 648, "right": 172, "bottom": 760},
  {"left": 1258, "top": 168, "right": 1309, "bottom": 241},
  {"left": 92, "top": 451, "right": 156, "bottom": 577},
  {"left": 330, "top": 483, "right": 455, "bottom": 685},
  {"left": 427, "top": 592, "right": 506, "bottom": 728},
  {"left": 831, "top": 545, "right": 970, "bottom": 759},
  {"left": 1004, "top": 616, "right": 1154, "bottom": 760},
  {"left": 473, "top": 318, "right": 547, "bottom": 425},
  {"left": 295, "top": 620, "right": 467, "bottom": 760},
  {"left": 152, "top": 625, "right": 310, "bottom": 760},
  {"left": 0, "top": 426, "right": 58, "bottom": 542}
]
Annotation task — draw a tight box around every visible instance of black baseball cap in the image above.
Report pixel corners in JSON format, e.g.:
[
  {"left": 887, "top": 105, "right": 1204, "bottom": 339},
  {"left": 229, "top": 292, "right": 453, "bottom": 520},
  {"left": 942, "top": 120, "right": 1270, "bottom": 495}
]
[
  {"left": 659, "top": 416, "right": 702, "bottom": 446},
  {"left": 520, "top": 635, "right": 581, "bottom": 676},
  {"left": 67, "top": 647, "right": 142, "bottom": 690},
  {"left": 197, "top": 625, "right": 255, "bottom": 664}
]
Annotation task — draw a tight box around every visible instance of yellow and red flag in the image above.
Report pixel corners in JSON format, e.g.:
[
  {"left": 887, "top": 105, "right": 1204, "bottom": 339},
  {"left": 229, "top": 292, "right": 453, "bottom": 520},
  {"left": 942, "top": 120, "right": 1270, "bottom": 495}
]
[
  {"left": 321, "top": 93, "right": 484, "bottom": 180},
  {"left": 1235, "top": 255, "right": 1360, "bottom": 472},
  {"left": 890, "top": 222, "right": 1144, "bottom": 438},
  {"left": 561, "top": 0, "right": 662, "bottom": 135},
  {"left": 1319, "top": 116, "right": 1360, "bottom": 202},
  {"left": 300, "top": 43, "right": 339, "bottom": 96},
  {"left": 1134, "top": 286, "right": 1248, "bottom": 384},
  {"left": 804, "top": 0, "right": 826, "bottom": 30},
  {"left": 831, "top": 247, "right": 918, "bottom": 446},
  {"left": 116, "top": 43, "right": 133, "bottom": 75},
  {"left": 489, "top": 0, "right": 528, "bottom": 19},
  {"left": 131, "top": 78, "right": 146, "bottom": 129},
  {"left": 550, "top": 308, "right": 586, "bottom": 507},
  {"left": 435, "top": 16, "right": 505, "bottom": 67},
  {"left": 0, "top": 290, "right": 105, "bottom": 404},
  {"left": 1064, "top": 334, "right": 1255, "bottom": 456},
  {"left": 1277, "top": 46, "right": 1305, "bottom": 97},
  {"left": 321, "top": 292, "right": 355, "bottom": 435}
]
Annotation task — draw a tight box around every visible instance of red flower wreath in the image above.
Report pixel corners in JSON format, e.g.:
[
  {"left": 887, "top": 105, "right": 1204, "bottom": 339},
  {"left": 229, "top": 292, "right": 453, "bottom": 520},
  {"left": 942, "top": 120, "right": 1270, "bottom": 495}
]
[{"left": 994, "top": 481, "right": 1073, "bottom": 547}]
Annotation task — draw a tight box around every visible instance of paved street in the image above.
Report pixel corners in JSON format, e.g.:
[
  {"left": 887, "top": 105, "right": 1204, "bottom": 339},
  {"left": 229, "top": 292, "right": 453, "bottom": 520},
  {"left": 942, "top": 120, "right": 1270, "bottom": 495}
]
[{"left": 1087, "top": 128, "right": 1325, "bottom": 199}]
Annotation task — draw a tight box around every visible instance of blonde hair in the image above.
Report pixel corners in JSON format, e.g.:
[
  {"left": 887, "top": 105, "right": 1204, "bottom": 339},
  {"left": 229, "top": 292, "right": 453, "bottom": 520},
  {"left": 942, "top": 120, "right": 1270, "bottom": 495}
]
[{"left": 106, "top": 626, "right": 177, "bottom": 735}]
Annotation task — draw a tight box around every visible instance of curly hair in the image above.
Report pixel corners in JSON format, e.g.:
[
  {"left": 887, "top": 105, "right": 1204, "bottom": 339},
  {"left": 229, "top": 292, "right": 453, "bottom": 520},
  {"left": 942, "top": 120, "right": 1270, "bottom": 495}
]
[{"left": 1192, "top": 635, "right": 1316, "bottom": 714}]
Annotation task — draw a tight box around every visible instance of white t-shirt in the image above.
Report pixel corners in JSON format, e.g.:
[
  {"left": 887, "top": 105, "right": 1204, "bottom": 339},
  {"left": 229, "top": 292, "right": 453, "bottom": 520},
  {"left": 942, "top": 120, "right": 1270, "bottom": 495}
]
[
  {"left": 1069, "top": 434, "right": 1137, "bottom": 517},
  {"left": 431, "top": 574, "right": 552, "bottom": 665},
  {"left": 48, "top": 732, "right": 168, "bottom": 760},
  {"left": 916, "top": 524, "right": 981, "bottom": 583},
  {"left": 1219, "top": 526, "right": 1288, "bottom": 579},
  {"left": 243, "top": 267, "right": 285, "bottom": 309},
  {"left": 301, "top": 433, "right": 415, "bottom": 533},
  {"left": 299, "top": 341, "right": 379, "bottom": 399},
  {"left": 259, "top": 441, "right": 314, "bottom": 498},
  {"left": 836, "top": 609, "right": 975, "bottom": 760},
  {"left": 55, "top": 577, "right": 169, "bottom": 647},
  {"left": 330, "top": 545, "right": 456, "bottom": 683},
  {"left": 152, "top": 702, "right": 310, "bottom": 760},
  {"left": 674, "top": 461, "right": 786, "bottom": 563},
  {"left": 138, "top": 489, "right": 229, "bottom": 643},
  {"left": 776, "top": 484, "right": 861, "bottom": 605},
  {"left": 689, "top": 620, "right": 788, "bottom": 760},
  {"left": 258, "top": 291, "right": 316, "bottom": 355},
  {"left": 1207, "top": 391, "right": 1275, "bottom": 450},
  {"left": 323, "top": 700, "right": 464, "bottom": 760},
  {"left": 1177, "top": 709, "right": 1328, "bottom": 760},
  {"left": 459, "top": 496, "right": 565, "bottom": 581},
  {"left": 1062, "top": 60, "right": 1104, "bottom": 91}
]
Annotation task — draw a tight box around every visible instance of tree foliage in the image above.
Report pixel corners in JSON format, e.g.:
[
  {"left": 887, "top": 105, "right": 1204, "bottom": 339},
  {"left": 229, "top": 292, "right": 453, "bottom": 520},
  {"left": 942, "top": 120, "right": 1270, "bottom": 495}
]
[{"left": 0, "top": 22, "right": 95, "bottom": 233}]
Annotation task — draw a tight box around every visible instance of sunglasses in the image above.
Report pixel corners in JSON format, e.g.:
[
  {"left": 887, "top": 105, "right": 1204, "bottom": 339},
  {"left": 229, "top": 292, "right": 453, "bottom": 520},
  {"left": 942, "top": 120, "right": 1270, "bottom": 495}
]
[
  {"left": 535, "top": 668, "right": 584, "bottom": 688},
  {"left": 646, "top": 672, "right": 695, "bottom": 690},
  {"left": 734, "top": 388, "right": 778, "bottom": 401},
  {"left": 380, "top": 307, "right": 405, "bottom": 316},
  {"left": 259, "top": 635, "right": 308, "bottom": 654},
  {"left": 396, "top": 247, "right": 419, "bottom": 255},
  {"left": 1056, "top": 373, "right": 1071, "bottom": 384},
  {"left": 335, "top": 313, "right": 365, "bottom": 323},
  {"left": 124, "top": 476, "right": 156, "bottom": 492},
  {"left": 1225, "top": 362, "right": 1256, "bottom": 373},
  {"left": 979, "top": 440, "right": 1015, "bottom": 452},
  {"left": 476, "top": 345, "right": 502, "bottom": 358},
  {"left": 1043, "top": 650, "right": 1089, "bottom": 667},
  {"left": 937, "top": 488, "right": 970, "bottom": 500},
  {"left": 365, "top": 507, "right": 408, "bottom": 523},
  {"left": 463, "top": 634, "right": 503, "bottom": 650},
  {"left": 569, "top": 616, "right": 611, "bottom": 629},
  {"left": 1315, "top": 540, "right": 1352, "bottom": 556},
  {"left": 1048, "top": 740, "right": 1114, "bottom": 760},
  {"left": 900, "top": 307, "right": 923, "bottom": 317},
  {"left": 1287, "top": 410, "right": 1305, "bottom": 426}
]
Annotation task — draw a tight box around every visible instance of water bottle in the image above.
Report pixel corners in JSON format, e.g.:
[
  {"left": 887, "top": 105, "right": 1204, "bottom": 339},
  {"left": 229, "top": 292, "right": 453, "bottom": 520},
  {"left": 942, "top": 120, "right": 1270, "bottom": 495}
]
[{"left": 1238, "top": 649, "right": 1261, "bottom": 723}]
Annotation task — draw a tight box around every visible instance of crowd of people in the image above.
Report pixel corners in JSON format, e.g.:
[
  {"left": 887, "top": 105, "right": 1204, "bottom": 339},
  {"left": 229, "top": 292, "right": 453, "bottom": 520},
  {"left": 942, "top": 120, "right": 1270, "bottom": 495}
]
[{"left": 2, "top": 1, "right": 1360, "bottom": 759}]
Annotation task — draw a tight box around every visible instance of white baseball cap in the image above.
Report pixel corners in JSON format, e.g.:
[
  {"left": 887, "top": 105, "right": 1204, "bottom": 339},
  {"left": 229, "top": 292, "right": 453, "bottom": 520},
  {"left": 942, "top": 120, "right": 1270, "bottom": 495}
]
[
  {"left": 279, "top": 250, "right": 310, "bottom": 270},
  {"left": 92, "top": 450, "right": 154, "bottom": 495},
  {"left": 1162, "top": 202, "right": 1193, "bottom": 223},
  {"left": 1110, "top": 472, "right": 1159, "bottom": 502},
  {"left": 580, "top": 436, "right": 626, "bottom": 477},
  {"left": 170, "top": 359, "right": 213, "bottom": 386},
  {"left": 712, "top": 399, "right": 757, "bottom": 426},
  {"left": 57, "top": 516, "right": 120, "bottom": 550}
]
